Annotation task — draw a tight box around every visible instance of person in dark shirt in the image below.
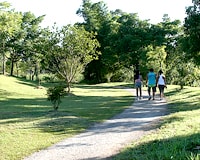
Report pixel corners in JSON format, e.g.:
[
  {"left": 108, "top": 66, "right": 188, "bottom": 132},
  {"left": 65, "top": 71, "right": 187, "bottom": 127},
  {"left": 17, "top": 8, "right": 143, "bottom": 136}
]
[{"left": 134, "top": 70, "right": 143, "bottom": 100}]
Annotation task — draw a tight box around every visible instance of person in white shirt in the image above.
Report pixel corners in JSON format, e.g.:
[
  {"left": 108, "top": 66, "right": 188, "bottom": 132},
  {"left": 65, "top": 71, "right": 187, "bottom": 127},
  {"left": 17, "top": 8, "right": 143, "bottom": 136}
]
[{"left": 156, "top": 70, "right": 167, "bottom": 100}]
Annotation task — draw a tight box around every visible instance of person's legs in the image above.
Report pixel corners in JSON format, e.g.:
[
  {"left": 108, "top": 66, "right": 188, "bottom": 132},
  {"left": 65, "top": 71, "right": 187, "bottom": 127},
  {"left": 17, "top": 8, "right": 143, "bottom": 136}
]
[
  {"left": 162, "top": 87, "right": 165, "bottom": 98},
  {"left": 153, "top": 91, "right": 155, "bottom": 100},
  {"left": 158, "top": 85, "right": 162, "bottom": 99},
  {"left": 159, "top": 85, "right": 164, "bottom": 100},
  {"left": 161, "top": 86, "right": 165, "bottom": 99},
  {"left": 136, "top": 87, "right": 139, "bottom": 97},
  {"left": 148, "top": 86, "right": 151, "bottom": 100},
  {"left": 152, "top": 86, "right": 156, "bottom": 100},
  {"left": 139, "top": 87, "right": 142, "bottom": 98}
]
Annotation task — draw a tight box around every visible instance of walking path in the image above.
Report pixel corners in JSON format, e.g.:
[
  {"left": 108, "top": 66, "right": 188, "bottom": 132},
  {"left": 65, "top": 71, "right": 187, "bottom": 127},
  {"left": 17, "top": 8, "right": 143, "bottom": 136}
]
[{"left": 24, "top": 89, "right": 168, "bottom": 160}]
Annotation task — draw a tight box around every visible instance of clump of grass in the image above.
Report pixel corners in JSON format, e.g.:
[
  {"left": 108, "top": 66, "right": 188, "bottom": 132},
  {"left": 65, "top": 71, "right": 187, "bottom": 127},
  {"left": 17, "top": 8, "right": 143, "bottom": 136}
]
[{"left": 113, "top": 85, "right": 200, "bottom": 160}]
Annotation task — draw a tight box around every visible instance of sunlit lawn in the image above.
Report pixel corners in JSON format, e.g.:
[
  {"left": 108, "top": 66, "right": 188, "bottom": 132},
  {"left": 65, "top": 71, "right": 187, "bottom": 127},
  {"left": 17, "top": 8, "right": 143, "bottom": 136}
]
[
  {"left": 113, "top": 85, "right": 200, "bottom": 160},
  {"left": 0, "top": 75, "right": 133, "bottom": 160},
  {"left": 1, "top": 75, "right": 199, "bottom": 160}
]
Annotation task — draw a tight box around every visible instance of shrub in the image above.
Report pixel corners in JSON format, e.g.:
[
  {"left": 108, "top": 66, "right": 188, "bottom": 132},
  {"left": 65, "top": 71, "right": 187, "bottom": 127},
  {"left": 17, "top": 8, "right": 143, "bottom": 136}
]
[{"left": 47, "top": 85, "right": 66, "bottom": 111}]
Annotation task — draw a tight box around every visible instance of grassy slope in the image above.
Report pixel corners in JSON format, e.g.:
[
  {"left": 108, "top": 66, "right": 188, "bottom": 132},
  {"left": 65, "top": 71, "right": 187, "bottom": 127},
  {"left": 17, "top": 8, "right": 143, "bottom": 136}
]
[
  {"left": 0, "top": 75, "right": 133, "bottom": 160},
  {"left": 113, "top": 85, "right": 200, "bottom": 160}
]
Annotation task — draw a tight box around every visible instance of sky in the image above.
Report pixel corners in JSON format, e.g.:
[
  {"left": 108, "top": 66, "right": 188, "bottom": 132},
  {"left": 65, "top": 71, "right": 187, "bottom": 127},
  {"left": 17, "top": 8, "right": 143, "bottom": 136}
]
[{"left": 3, "top": 0, "right": 194, "bottom": 28}]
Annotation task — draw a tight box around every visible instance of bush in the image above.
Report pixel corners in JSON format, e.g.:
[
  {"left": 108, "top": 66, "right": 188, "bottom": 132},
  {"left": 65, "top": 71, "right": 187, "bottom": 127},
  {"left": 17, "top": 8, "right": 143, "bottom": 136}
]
[{"left": 47, "top": 85, "right": 66, "bottom": 111}]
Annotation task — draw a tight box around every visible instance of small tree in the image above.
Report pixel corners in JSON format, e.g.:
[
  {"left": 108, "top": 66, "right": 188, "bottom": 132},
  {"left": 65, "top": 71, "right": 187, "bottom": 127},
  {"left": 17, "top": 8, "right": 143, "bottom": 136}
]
[
  {"left": 47, "top": 85, "right": 66, "bottom": 111},
  {"left": 42, "top": 24, "right": 101, "bottom": 93}
]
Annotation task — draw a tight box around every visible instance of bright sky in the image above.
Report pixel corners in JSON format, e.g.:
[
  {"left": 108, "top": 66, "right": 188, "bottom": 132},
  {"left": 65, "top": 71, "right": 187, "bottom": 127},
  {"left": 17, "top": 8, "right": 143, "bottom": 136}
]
[{"left": 3, "top": 0, "right": 193, "bottom": 28}]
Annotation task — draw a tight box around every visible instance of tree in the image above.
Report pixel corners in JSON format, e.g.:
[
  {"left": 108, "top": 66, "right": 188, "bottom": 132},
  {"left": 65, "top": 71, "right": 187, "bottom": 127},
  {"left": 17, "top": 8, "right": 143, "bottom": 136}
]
[
  {"left": 183, "top": 1, "right": 200, "bottom": 65},
  {"left": 0, "top": 2, "right": 22, "bottom": 74},
  {"left": 166, "top": 36, "right": 200, "bottom": 88},
  {"left": 5, "top": 12, "right": 45, "bottom": 78},
  {"left": 43, "top": 25, "right": 100, "bottom": 92},
  {"left": 77, "top": 0, "right": 112, "bottom": 83},
  {"left": 19, "top": 12, "right": 45, "bottom": 80},
  {"left": 115, "top": 13, "right": 150, "bottom": 68},
  {"left": 146, "top": 45, "right": 167, "bottom": 72}
]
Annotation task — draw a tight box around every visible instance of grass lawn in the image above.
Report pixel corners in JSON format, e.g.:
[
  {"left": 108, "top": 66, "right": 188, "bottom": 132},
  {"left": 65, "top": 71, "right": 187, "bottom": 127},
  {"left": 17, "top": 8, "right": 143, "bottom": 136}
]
[
  {"left": 0, "top": 75, "right": 133, "bottom": 160},
  {"left": 113, "top": 85, "right": 200, "bottom": 160}
]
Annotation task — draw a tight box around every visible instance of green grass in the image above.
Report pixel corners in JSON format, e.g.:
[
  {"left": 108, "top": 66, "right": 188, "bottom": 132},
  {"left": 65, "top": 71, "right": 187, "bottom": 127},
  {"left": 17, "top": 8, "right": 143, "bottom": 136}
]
[
  {"left": 113, "top": 85, "right": 200, "bottom": 160},
  {"left": 0, "top": 75, "right": 133, "bottom": 160},
  {"left": 1, "top": 76, "right": 200, "bottom": 160}
]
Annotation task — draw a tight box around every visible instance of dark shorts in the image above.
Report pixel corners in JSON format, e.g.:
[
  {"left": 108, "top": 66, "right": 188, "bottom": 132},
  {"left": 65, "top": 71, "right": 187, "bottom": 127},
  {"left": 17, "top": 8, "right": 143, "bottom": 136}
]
[
  {"left": 135, "top": 82, "right": 142, "bottom": 88},
  {"left": 148, "top": 85, "right": 156, "bottom": 92},
  {"left": 158, "top": 85, "right": 165, "bottom": 93}
]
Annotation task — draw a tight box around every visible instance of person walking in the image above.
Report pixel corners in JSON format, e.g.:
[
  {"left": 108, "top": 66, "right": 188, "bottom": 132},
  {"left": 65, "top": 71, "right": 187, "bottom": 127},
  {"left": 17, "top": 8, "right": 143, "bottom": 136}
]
[
  {"left": 157, "top": 70, "right": 167, "bottom": 100},
  {"left": 134, "top": 69, "right": 143, "bottom": 100},
  {"left": 146, "top": 68, "right": 156, "bottom": 100}
]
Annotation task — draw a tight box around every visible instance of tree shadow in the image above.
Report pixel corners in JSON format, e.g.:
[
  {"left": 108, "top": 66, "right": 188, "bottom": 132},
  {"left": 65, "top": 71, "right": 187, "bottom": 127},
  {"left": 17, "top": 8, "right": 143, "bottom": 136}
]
[
  {"left": 165, "top": 87, "right": 200, "bottom": 113},
  {"left": 74, "top": 83, "right": 134, "bottom": 90},
  {"left": 14, "top": 76, "right": 39, "bottom": 88},
  {"left": 0, "top": 89, "right": 12, "bottom": 98},
  {"left": 111, "top": 132, "right": 200, "bottom": 160},
  {"left": 109, "top": 86, "right": 199, "bottom": 159},
  {"left": 0, "top": 92, "right": 133, "bottom": 135},
  {"left": 108, "top": 86, "right": 200, "bottom": 159},
  {"left": 0, "top": 97, "right": 51, "bottom": 121}
]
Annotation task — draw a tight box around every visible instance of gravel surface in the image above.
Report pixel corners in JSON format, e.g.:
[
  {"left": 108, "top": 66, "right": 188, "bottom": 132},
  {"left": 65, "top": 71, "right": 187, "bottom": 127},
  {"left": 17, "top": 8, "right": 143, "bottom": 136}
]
[{"left": 24, "top": 89, "right": 168, "bottom": 160}]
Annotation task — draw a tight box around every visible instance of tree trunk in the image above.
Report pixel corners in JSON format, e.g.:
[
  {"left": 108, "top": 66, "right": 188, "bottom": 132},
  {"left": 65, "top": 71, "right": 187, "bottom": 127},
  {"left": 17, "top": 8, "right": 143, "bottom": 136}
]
[
  {"left": 16, "top": 62, "right": 19, "bottom": 77},
  {"left": 2, "top": 41, "right": 5, "bottom": 75},
  {"left": 29, "top": 69, "right": 33, "bottom": 80},
  {"left": 10, "top": 60, "right": 14, "bottom": 76},
  {"left": 66, "top": 81, "right": 70, "bottom": 93},
  {"left": 35, "top": 63, "right": 39, "bottom": 81}
]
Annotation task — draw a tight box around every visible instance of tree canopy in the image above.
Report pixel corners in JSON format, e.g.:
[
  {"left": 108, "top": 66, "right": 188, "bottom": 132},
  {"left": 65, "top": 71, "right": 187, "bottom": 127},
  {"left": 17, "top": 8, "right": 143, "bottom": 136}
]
[{"left": 0, "top": 0, "right": 200, "bottom": 88}]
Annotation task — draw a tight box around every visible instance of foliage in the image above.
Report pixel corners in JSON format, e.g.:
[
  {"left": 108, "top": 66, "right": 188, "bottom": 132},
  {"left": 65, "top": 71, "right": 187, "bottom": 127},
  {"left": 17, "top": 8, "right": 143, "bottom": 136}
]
[
  {"left": 0, "top": 2, "right": 22, "bottom": 74},
  {"left": 6, "top": 11, "right": 45, "bottom": 77},
  {"left": 77, "top": 0, "right": 113, "bottom": 83},
  {"left": 42, "top": 24, "right": 100, "bottom": 92},
  {"left": 146, "top": 45, "right": 167, "bottom": 72},
  {"left": 183, "top": 1, "right": 200, "bottom": 65},
  {"left": 77, "top": 1, "right": 184, "bottom": 83},
  {"left": 166, "top": 37, "right": 200, "bottom": 88},
  {"left": 0, "top": 0, "right": 200, "bottom": 88},
  {"left": 47, "top": 85, "right": 66, "bottom": 111}
]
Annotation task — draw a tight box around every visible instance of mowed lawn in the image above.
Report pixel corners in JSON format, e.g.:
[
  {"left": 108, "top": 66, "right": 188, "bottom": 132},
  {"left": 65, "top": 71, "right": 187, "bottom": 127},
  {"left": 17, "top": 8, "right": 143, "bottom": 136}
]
[{"left": 0, "top": 75, "right": 133, "bottom": 160}]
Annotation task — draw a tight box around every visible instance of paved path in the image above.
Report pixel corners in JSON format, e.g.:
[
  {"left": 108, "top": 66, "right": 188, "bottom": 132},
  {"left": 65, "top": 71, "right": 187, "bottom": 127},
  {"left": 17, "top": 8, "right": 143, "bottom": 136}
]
[{"left": 24, "top": 89, "right": 168, "bottom": 160}]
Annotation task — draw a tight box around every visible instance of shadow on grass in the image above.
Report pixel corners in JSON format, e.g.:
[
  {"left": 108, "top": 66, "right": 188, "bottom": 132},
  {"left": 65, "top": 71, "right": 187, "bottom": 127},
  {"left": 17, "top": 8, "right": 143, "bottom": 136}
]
[
  {"left": 74, "top": 82, "right": 134, "bottom": 90},
  {"left": 0, "top": 97, "right": 51, "bottom": 120},
  {"left": 15, "top": 76, "right": 61, "bottom": 88},
  {"left": 15, "top": 76, "right": 39, "bottom": 88},
  {"left": 110, "top": 87, "right": 200, "bottom": 160},
  {"left": 165, "top": 87, "right": 200, "bottom": 113},
  {"left": 0, "top": 92, "right": 133, "bottom": 135},
  {"left": 112, "top": 132, "right": 200, "bottom": 160},
  {"left": 0, "top": 89, "right": 12, "bottom": 98}
]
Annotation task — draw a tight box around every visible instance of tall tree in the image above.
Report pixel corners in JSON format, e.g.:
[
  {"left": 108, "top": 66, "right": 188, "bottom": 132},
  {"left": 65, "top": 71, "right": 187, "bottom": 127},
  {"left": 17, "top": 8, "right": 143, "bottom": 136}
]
[
  {"left": 77, "top": 0, "right": 111, "bottom": 83},
  {"left": 183, "top": 1, "right": 200, "bottom": 65},
  {"left": 114, "top": 12, "right": 151, "bottom": 70},
  {"left": 0, "top": 2, "right": 22, "bottom": 74},
  {"left": 20, "top": 12, "right": 44, "bottom": 80}
]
